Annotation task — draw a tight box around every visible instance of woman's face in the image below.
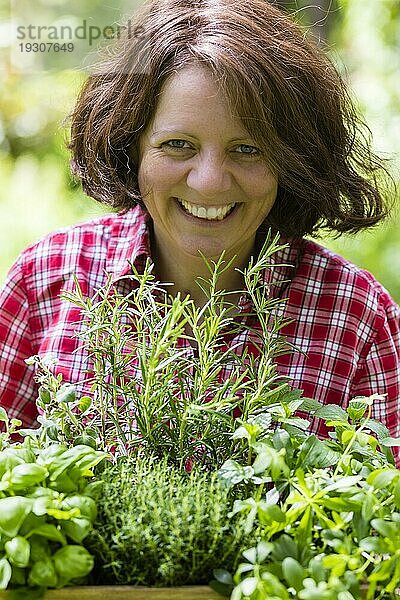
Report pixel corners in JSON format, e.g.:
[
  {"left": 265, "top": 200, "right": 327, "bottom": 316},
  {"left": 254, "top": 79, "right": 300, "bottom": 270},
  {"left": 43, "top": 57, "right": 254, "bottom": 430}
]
[{"left": 137, "top": 65, "right": 278, "bottom": 269}]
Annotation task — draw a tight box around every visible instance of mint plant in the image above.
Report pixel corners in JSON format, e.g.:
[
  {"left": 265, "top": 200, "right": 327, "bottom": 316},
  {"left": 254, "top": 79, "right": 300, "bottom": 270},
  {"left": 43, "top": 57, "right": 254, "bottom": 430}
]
[{"left": 214, "top": 395, "right": 400, "bottom": 599}]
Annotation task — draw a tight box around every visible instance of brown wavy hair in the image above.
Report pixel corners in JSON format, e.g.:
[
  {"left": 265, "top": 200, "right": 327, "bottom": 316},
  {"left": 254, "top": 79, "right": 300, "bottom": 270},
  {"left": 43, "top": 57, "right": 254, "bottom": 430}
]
[{"left": 68, "top": 0, "right": 394, "bottom": 238}]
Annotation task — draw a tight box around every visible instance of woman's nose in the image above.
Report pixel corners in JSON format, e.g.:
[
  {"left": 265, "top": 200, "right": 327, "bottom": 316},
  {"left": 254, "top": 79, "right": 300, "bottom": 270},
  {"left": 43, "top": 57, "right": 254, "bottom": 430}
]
[{"left": 186, "top": 152, "right": 231, "bottom": 198}]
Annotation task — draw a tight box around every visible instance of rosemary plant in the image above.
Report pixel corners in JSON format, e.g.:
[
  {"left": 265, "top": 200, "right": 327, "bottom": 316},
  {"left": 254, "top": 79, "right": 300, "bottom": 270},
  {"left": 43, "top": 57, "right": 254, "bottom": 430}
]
[{"left": 36, "top": 234, "right": 296, "bottom": 468}]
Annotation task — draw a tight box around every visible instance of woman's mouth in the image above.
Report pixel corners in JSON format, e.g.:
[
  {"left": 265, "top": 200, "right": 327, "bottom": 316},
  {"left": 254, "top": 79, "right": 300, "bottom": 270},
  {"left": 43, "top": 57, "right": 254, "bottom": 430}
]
[{"left": 174, "top": 197, "right": 238, "bottom": 221}]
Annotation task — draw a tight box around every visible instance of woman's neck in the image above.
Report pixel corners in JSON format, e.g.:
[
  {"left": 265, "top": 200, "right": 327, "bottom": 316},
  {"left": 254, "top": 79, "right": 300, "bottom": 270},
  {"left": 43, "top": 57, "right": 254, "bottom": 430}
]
[{"left": 153, "top": 244, "right": 248, "bottom": 308}]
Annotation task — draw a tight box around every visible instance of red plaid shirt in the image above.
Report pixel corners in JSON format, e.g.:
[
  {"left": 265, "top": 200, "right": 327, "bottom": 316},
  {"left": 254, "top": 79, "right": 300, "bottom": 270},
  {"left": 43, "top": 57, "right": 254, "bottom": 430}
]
[{"left": 1, "top": 205, "right": 399, "bottom": 460}]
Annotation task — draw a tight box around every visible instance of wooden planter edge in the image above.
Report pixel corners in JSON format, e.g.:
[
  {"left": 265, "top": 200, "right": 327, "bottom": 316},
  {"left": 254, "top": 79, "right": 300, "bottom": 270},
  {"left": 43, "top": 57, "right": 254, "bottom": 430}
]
[
  {"left": 0, "top": 585, "right": 222, "bottom": 599},
  {"left": 1, "top": 584, "right": 399, "bottom": 598}
]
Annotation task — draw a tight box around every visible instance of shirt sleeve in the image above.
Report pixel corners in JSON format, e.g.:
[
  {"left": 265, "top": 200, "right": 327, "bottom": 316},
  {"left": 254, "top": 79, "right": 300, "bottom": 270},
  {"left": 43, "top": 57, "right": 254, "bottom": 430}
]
[
  {"left": 350, "top": 295, "right": 400, "bottom": 462},
  {"left": 0, "top": 257, "right": 39, "bottom": 426}
]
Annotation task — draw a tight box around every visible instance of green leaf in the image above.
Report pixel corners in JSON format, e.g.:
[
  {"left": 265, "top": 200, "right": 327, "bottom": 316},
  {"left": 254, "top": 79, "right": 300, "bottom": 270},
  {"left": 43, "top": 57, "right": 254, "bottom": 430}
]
[
  {"left": 322, "top": 497, "right": 359, "bottom": 512},
  {"left": 218, "top": 459, "right": 254, "bottom": 486},
  {"left": 361, "top": 492, "right": 375, "bottom": 521},
  {"left": 209, "top": 579, "right": 234, "bottom": 596},
  {"left": 82, "top": 480, "right": 103, "bottom": 500},
  {"left": 282, "top": 417, "right": 310, "bottom": 430},
  {"left": 359, "top": 536, "right": 386, "bottom": 553},
  {"left": 371, "top": 518, "right": 398, "bottom": 539},
  {"left": 338, "top": 591, "right": 356, "bottom": 600},
  {"left": 367, "top": 468, "right": 398, "bottom": 489},
  {"left": 0, "top": 449, "right": 25, "bottom": 479},
  {"left": 46, "top": 507, "right": 80, "bottom": 521},
  {"left": 248, "top": 413, "right": 272, "bottom": 431},
  {"left": 255, "top": 541, "right": 273, "bottom": 563},
  {"left": 61, "top": 517, "right": 91, "bottom": 543},
  {"left": 341, "top": 429, "right": 355, "bottom": 445},
  {"left": 394, "top": 478, "right": 400, "bottom": 510},
  {"left": 74, "top": 435, "right": 97, "bottom": 449},
  {"left": 252, "top": 446, "right": 289, "bottom": 480},
  {"left": 315, "top": 405, "right": 348, "bottom": 422},
  {"left": 271, "top": 534, "right": 299, "bottom": 561},
  {"left": 299, "top": 397, "right": 323, "bottom": 412},
  {"left": 242, "top": 547, "right": 257, "bottom": 564},
  {"left": 272, "top": 429, "right": 291, "bottom": 451},
  {"left": 235, "top": 563, "right": 255, "bottom": 577},
  {"left": 53, "top": 545, "right": 94, "bottom": 580},
  {"left": 296, "top": 505, "right": 312, "bottom": 544},
  {"left": 232, "top": 426, "right": 250, "bottom": 440},
  {"left": 61, "top": 495, "right": 97, "bottom": 521},
  {"left": 29, "top": 536, "right": 51, "bottom": 563},
  {"left": 364, "top": 419, "right": 390, "bottom": 440},
  {"left": 56, "top": 384, "right": 76, "bottom": 403},
  {"left": 252, "top": 449, "right": 272, "bottom": 475},
  {"left": 0, "top": 558, "right": 12, "bottom": 590},
  {"left": 9, "top": 565, "right": 26, "bottom": 586},
  {"left": 308, "top": 558, "right": 327, "bottom": 584},
  {"left": 47, "top": 445, "right": 104, "bottom": 481},
  {"left": 0, "top": 497, "right": 32, "bottom": 537},
  {"left": 261, "top": 504, "right": 286, "bottom": 524},
  {"left": 368, "top": 557, "right": 395, "bottom": 583},
  {"left": 48, "top": 471, "right": 78, "bottom": 493},
  {"left": 260, "top": 571, "right": 291, "bottom": 597},
  {"left": 298, "top": 435, "right": 341, "bottom": 469},
  {"left": 27, "top": 524, "right": 67, "bottom": 545},
  {"left": 347, "top": 399, "right": 368, "bottom": 421},
  {"left": 287, "top": 398, "right": 306, "bottom": 413},
  {"left": 38, "top": 387, "right": 51, "bottom": 405},
  {"left": 77, "top": 396, "right": 92, "bottom": 413},
  {"left": 0, "top": 407, "right": 8, "bottom": 423},
  {"left": 323, "top": 475, "right": 362, "bottom": 493},
  {"left": 240, "top": 577, "right": 257, "bottom": 596},
  {"left": 381, "top": 436, "right": 400, "bottom": 447},
  {"left": 8, "top": 464, "right": 48, "bottom": 489},
  {"left": 5, "top": 536, "right": 30, "bottom": 568},
  {"left": 28, "top": 559, "right": 58, "bottom": 588},
  {"left": 322, "top": 554, "right": 348, "bottom": 577},
  {"left": 213, "top": 569, "right": 233, "bottom": 585},
  {"left": 282, "top": 557, "right": 306, "bottom": 592}
]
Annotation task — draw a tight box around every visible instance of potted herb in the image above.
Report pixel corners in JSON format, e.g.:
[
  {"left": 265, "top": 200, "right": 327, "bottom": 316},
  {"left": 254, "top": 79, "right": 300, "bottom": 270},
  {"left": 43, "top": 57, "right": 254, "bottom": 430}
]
[
  {"left": 0, "top": 407, "right": 106, "bottom": 598},
  {"left": 213, "top": 394, "right": 400, "bottom": 599},
  {"left": 0, "top": 235, "right": 399, "bottom": 598}
]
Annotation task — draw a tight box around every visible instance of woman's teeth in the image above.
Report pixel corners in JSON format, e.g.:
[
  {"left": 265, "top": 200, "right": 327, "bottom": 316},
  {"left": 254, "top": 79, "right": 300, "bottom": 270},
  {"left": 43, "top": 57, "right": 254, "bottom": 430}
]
[{"left": 177, "top": 198, "right": 236, "bottom": 220}]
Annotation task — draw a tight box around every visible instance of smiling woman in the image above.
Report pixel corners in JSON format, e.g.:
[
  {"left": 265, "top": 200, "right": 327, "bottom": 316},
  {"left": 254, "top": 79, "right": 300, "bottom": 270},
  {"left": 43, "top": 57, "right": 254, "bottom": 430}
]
[{"left": 0, "top": 0, "right": 399, "bottom": 463}]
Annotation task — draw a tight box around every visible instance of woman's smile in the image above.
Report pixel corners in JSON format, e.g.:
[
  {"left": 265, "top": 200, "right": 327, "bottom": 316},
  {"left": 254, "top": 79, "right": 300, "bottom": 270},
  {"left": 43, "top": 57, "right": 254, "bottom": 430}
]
[{"left": 174, "top": 197, "right": 239, "bottom": 221}]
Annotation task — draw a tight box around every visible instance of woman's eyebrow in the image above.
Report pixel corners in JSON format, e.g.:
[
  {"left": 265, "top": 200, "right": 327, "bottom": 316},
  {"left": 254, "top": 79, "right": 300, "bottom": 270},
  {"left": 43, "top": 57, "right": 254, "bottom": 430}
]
[{"left": 150, "top": 129, "right": 254, "bottom": 142}]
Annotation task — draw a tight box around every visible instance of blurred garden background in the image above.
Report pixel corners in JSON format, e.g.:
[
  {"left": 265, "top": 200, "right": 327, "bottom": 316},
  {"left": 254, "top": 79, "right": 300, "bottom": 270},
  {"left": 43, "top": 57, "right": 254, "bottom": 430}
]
[{"left": 1, "top": 0, "right": 399, "bottom": 301}]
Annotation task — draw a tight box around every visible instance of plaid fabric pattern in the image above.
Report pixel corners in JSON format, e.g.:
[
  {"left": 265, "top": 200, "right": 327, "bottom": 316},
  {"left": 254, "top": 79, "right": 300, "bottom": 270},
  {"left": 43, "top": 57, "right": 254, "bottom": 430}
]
[{"left": 1, "top": 205, "right": 399, "bottom": 461}]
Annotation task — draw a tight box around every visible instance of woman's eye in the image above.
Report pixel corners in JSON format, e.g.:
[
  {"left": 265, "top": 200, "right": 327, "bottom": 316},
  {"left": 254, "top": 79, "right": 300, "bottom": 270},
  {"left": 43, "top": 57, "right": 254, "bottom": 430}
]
[
  {"left": 235, "top": 144, "right": 259, "bottom": 156},
  {"left": 162, "top": 139, "right": 191, "bottom": 150}
]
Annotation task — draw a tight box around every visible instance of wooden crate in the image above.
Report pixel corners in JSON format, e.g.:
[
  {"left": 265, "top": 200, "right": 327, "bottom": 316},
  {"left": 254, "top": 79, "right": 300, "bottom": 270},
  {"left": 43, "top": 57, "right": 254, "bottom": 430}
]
[
  {"left": 1, "top": 584, "right": 398, "bottom": 598},
  {"left": 0, "top": 586, "right": 222, "bottom": 599}
]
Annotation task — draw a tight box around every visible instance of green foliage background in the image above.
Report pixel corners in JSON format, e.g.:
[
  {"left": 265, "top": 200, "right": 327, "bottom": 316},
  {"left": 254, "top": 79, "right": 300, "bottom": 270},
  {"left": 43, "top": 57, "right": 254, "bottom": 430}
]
[{"left": 1, "top": 0, "right": 399, "bottom": 301}]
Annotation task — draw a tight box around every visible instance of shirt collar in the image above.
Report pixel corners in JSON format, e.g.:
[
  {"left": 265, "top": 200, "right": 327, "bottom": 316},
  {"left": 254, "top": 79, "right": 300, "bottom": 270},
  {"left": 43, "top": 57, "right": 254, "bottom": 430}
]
[{"left": 106, "top": 205, "right": 153, "bottom": 283}]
